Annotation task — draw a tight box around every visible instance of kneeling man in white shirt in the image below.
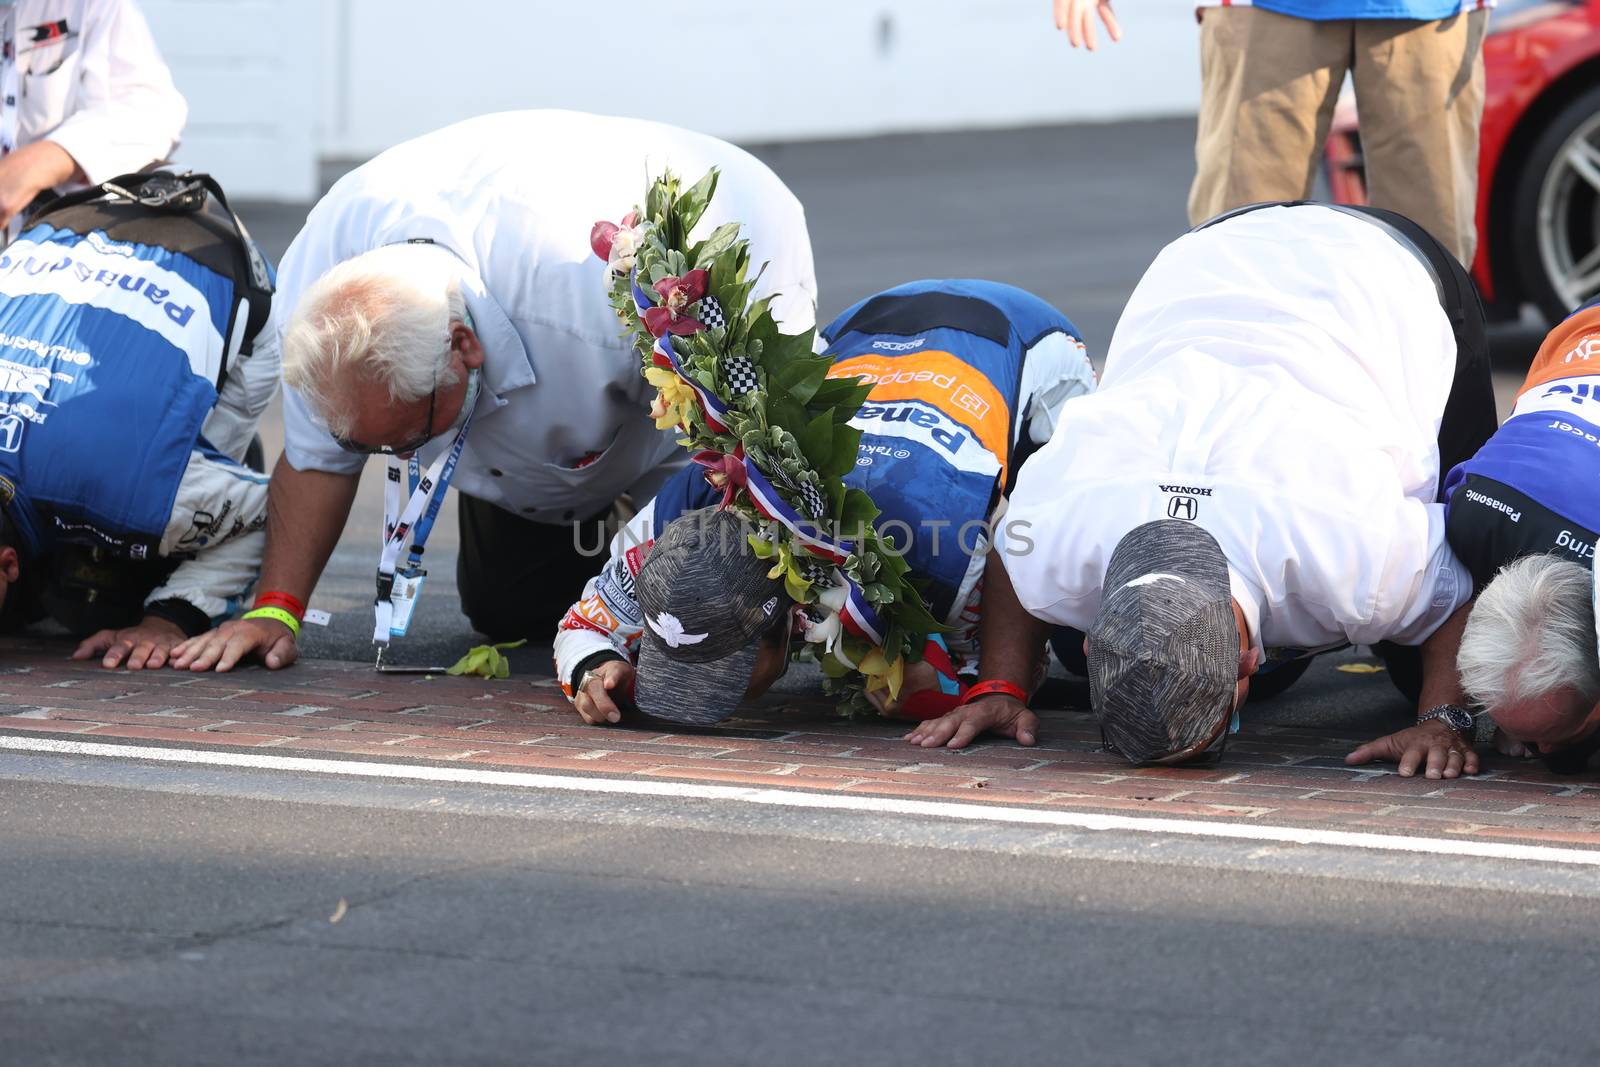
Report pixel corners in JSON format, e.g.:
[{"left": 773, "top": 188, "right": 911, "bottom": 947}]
[
  {"left": 170, "top": 110, "right": 817, "bottom": 673},
  {"left": 904, "top": 202, "right": 1496, "bottom": 768}
]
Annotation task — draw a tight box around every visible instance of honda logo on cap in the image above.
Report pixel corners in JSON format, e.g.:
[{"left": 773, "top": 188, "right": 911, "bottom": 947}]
[{"left": 1167, "top": 495, "right": 1198, "bottom": 521}]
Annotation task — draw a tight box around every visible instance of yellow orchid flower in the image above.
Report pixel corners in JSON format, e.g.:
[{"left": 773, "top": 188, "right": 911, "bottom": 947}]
[
  {"left": 764, "top": 540, "right": 814, "bottom": 602},
  {"left": 644, "top": 366, "right": 698, "bottom": 431},
  {"left": 857, "top": 647, "right": 905, "bottom": 702}
]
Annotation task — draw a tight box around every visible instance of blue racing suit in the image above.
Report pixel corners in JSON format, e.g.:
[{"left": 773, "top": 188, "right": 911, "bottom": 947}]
[{"left": 0, "top": 173, "right": 278, "bottom": 635}]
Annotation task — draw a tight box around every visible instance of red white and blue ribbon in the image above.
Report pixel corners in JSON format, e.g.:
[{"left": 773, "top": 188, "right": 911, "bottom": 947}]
[
  {"left": 631, "top": 272, "right": 655, "bottom": 315},
  {"left": 741, "top": 459, "right": 850, "bottom": 564},
  {"left": 653, "top": 336, "right": 731, "bottom": 433},
  {"left": 739, "top": 461, "right": 886, "bottom": 644},
  {"left": 631, "top": 273, "right": 886, "bottom": 647},
  {"left": 842, "top": 584, "right": 885, "bottom": 645}
]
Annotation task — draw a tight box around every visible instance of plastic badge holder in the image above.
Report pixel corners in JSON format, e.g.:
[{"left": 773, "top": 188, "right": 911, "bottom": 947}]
[{"left": 389, "top": 568, "right": 425, "bottom": 638}]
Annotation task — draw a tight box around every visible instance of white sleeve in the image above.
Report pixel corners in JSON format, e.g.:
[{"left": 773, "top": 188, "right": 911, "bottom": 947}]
[
  {"left": 726, "top": 180, "right": 816, "bottom": 338},
  {"left": 946, "top": 566, "right": 985, "bottom": 675},
  {"left": 995, "top": 450, "right": 1111, "bottom": 631},
  {"left": 760, "top": 205, "right": 817, "bottom": 338},
  {"left": 553, "top": 499, "right": 658, "bottom": 692},
  {"left": 44, "top": 0, "right": 188, "bottom": 183},
  {"left": 282, "top": 382, "right": 364, "bottom": 476},
  {"left": 147, "top": 448, "right": 271, "bottom": 619},
  {"left": 1371, "top": 502, "right": 1474, "bottom": 647},
  {"left": 201, "top": 298, "right": 281, "bottom": 463},
  {"left": 1018, "top": 330, "right": 1097, "bottom": 447}
]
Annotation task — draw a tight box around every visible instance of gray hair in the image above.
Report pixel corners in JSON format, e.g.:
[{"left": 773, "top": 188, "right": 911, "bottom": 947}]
[
  {"left": 1457, "top": 554, "right": 1600, "bottom": 715},
  {"left": 282, "top": 244, "right": 467, "bottom": 437}
]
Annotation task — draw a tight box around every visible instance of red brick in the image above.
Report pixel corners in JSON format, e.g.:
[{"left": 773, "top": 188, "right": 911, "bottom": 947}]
[
  {"left": 839, "top": 781, "right": 1056, "bottom": 805},
  {"left": 1456, "top": 825, "right": 1600, "bottom": 846},
  {"left": 259, "top": 736, "right": 404, "bottom": 756},
  {"left": 1037, "top": 795, "right": 1278, "bottom": 819},
  {"left": 28, "top": 707, "right": 198, "bottom": 727},
  {"left": 638, "top": 765, "right": 859, "bottom": 790},
  {"left": 0, "top": 718, "right": 104, "bottom": 735},
  {"left": 1214, "top": 797, "right": 1396, "bottom": 820},
  {"left": 197, "top": 721, "right": 324, "bottom": 738},
  {"left": 69, "top": 724, "right": 282, "bottom": 746},
  {"left": 484, "top": 748, "right": 793, "bottom": 777},
  {"left": 781, "top": 764, "right": 990, "bottom": 789},
  {"left": 458, "top": 749, "right": 655, "bottom": 773}
]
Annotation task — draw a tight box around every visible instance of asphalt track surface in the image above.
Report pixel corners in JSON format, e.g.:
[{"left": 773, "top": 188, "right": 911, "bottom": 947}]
[
  {"left": 5, "top": 750, "right": 1600, "bottom": 1066},
  {"left": 8, "top": 121, "right": 1587, "bottom": 1065}
]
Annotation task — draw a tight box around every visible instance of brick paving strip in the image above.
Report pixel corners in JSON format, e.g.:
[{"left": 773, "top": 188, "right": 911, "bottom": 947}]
[{"left": 3, "top": 641, "right": 1599, "bottom": 849}]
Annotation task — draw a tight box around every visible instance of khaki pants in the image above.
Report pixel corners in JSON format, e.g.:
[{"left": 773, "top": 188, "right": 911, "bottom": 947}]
[{"left": 1189, "top": 6, "right": 1487, "bottom": 265}]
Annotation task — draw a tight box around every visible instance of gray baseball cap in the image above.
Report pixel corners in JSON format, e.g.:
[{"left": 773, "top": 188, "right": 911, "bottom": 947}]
[
  {"left": 1088, "top": 519, "right": 1238, "bottom": 764},
  {"left": 633, "top": 507, "right": 791, "bottom": 725}
]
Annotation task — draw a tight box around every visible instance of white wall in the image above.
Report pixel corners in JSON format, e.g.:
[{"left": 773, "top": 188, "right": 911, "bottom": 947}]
[
  {"left": 141, "top": 0, "right": 322, "bottom": 200},
  {"left": 143, "top": 0, "right": 1203, "bottom": 201}
]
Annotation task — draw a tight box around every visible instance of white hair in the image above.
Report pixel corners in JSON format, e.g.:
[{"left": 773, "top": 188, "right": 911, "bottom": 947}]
[
  {"left": 282, "top": 244, "right": 467, "bottom": 437},
  {"left": 1457, "top": 554, "right": 1600, "bottom": 715}
]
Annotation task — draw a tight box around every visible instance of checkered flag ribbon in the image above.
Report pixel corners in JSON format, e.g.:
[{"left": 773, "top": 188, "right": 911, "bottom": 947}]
[
  {"left": 697, "top": 295, "right": 727, "bottom": 330},
  {"left": 799, "top": 557, "right": 833, "bottom": 586},
  {"left": 767, "top": 462, "right": 823, "bottom": 519},
  {"left": 722, "top": 354, "right": 758, "bottom": 397},
  {"left": 795, "top": 479, "right": 827, "bottom": 521}
]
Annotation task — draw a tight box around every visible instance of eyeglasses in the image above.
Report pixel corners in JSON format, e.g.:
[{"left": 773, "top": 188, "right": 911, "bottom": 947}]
[{"left": 332, "top": 384, "right": 437, "bottom": 456}]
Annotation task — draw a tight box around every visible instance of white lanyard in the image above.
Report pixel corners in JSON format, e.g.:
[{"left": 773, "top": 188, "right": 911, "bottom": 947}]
[{"left": 373, "top": 414, "right": 472, "bottom": 645}]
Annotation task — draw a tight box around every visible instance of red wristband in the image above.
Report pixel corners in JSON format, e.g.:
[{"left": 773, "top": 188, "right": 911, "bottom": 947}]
[
  {"left": 958, "top": 680, "right": 1028, "bottom": 706},
  {"left": 253, "top": 591, "right": 306, "bottom": 619}
]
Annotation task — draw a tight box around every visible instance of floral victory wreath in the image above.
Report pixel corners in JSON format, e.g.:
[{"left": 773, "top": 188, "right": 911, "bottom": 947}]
[{"left": 590, "top": 169, "right": 945, "bottom": 711}]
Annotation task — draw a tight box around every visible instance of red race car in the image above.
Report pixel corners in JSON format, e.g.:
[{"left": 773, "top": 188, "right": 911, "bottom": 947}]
[{"left": 1326, "top": 0, "right": 1600, "bottom": 322}]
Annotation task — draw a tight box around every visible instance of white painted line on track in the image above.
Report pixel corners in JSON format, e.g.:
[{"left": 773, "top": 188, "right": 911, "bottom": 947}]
[{"left": 5, "top": 734, "right": 1596, "bottom": 867}]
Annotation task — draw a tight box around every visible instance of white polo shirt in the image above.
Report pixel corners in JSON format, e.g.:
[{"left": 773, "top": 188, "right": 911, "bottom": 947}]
[
  {"left": 277, "top": 109, "right": 818, "bottom": 524},
  {"left": 1001, "top": 204, "right": 1471, "bottom": 655}
]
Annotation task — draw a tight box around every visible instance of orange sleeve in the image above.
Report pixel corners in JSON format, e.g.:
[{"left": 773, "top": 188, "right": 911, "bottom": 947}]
[{"left": 1520, "top": 306, "right": 1600, "bottom": 398}]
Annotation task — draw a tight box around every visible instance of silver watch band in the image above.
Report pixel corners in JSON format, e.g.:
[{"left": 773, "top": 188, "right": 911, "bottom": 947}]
[{"left": 1418, "top": 704, "right": 1475, "bottom": 738}]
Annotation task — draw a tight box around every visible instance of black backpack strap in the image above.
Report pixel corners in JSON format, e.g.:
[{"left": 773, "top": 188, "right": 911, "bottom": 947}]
[
  {"left": 185, "top": 173, "right": 273, "bottom": 354},
  {"left": 26, "top": 170, "right": 275, "bottom": 354}
]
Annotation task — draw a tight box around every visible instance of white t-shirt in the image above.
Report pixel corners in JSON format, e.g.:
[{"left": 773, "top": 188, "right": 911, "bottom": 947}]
[
  {"left": 277, "top": 109, "right": 819, "bottom": 525},
  {"left": 1001, "top": 204, "right": 1471, "bottom": 656}
]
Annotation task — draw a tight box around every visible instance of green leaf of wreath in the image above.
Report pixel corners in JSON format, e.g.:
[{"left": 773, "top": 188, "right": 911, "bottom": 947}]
[
  {"left": 694, "top": 222, "right": 743, "bottom": 268},
  {"left": 823, "top": 425, "right": 863, "bottom": 480},
  {"left": 770, "top": 356, "right": 832, "bottom": 406},
  {"left": 839, "top": 487, "right": 880, "bottom": 531},
  {"left": 795, "top": 411, "right": 835, "bottom": 470}
]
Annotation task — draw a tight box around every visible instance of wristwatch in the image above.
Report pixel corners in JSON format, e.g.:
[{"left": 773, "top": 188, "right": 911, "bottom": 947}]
[{"left": 1417, "top": 704, "right": 1476, "bottom": 739}]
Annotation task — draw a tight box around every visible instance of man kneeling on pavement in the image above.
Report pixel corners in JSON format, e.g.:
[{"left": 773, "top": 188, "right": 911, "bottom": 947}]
[
  {"left": 555, "top": 259, "right": 1095, "bottom": 723},
  {"left": 170, "top": 111, "right": 818, "bottom": 673},
  {"left": 0, "top": 171, "right": 278, "bottom": 668},
  {"left": 904, "top": 201, "right": 1499, "bottom": 765},
  {"left": 1348, "top": 297, "right": 1600, "bottom": 777}
]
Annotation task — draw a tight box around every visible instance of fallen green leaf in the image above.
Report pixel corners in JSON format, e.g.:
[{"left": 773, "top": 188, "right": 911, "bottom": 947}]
[{"left": 446, "top": 639, "right": 528, "bottom": 679}]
